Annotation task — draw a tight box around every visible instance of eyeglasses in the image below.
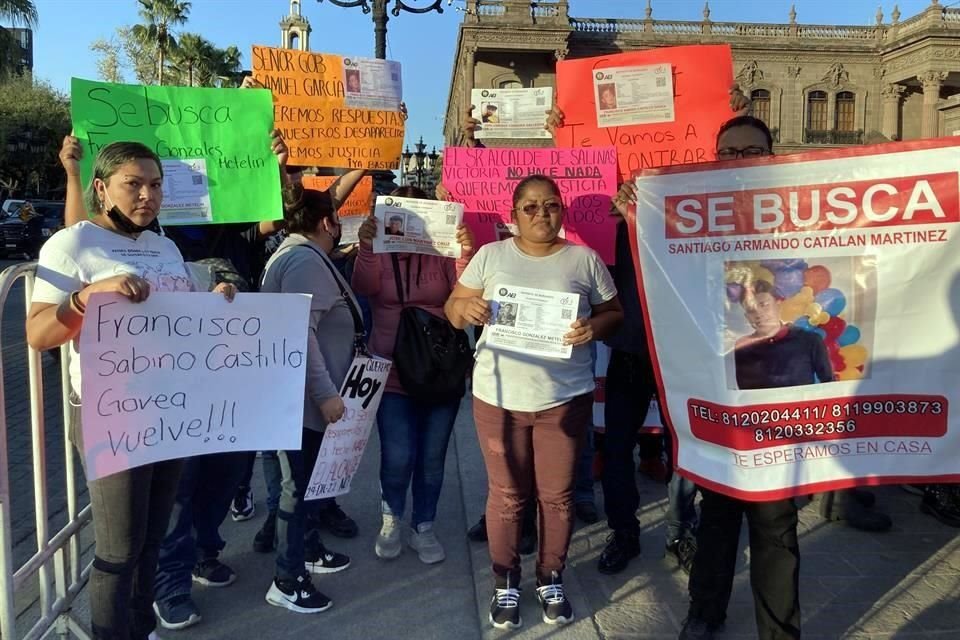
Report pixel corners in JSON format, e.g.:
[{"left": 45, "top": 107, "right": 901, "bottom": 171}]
[
  {"left": 518, "top": 202, "right": 563, "bottom": 216},
  {"left": 716, "top": 147, "right": 770, "bottom": 160}
]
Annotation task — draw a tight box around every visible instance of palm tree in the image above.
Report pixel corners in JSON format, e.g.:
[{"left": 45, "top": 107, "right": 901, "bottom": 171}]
[
  {"left": 0, "top": 0, "right": 38, "bottom": 78},
  {"left": 131, "top": 0, "right": 191, "bottom": 86},
  {"left": 173, "top": 32, "right": 213, "bottom": 86},
  {"left": 213, "top": 45, "right": 243, "bottom": 87}
]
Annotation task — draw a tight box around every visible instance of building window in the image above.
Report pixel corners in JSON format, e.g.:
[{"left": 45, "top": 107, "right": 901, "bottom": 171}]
[
  {"left": 751, "top": 89, "right": 771, "bottom": 125},
  {"left": 835, "top": 91, "right": 856, "bottom": 132},
  {"left": 807, "top": 91, "right": 828, "bottom": 132},
  {"left": 499, "top": 80, "right": 522, "bottom": 89},
  {"left": 289, "top": 33, "right": 299, "bottom": 50}
]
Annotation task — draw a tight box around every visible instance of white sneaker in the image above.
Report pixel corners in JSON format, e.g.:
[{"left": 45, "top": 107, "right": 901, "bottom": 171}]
[
  {"left": 375, "top": 514, "right": 402, "bottom": 559},
  {"left": 409, "top": 522, "right": 445, "bottom": 564}
]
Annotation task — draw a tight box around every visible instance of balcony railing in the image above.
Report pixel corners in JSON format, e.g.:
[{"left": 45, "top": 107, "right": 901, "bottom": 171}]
[{"left": 804, "top": 129, "right": 864, "bottom": 145}]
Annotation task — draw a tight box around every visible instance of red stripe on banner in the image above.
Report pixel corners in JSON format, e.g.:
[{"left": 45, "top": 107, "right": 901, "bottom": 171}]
[
  {"left": 687, "top": 395, "right": 948, "bottom": 451},
  {"left": 664, "top": 171, "right": 960, "bottom": 239}
]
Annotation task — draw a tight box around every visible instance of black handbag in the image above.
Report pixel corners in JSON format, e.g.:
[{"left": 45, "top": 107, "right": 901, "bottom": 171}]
[{"left": 390, "top": 254, "right": 473, "bottom": 403}]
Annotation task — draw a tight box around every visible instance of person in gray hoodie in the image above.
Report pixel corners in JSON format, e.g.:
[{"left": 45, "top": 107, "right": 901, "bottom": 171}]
[{"left": 259, "top": 183, "right": 358, "bottom": 614}]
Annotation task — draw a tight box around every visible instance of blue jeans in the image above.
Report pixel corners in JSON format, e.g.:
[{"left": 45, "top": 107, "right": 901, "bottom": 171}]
[
  {"left": 666, "top": 473, "right": 698, "bottom": 542},
  {"left": 276, "top": 429, "right": 324, "bottom": 580},
  {"left": 377, "top": 392, "right": 460, "bottom": 528},
  {"left": 575, "top": 428, "right": 595, "bottom": 505},
  {"left": 154, "top": 452, "right": 248, "bottom": 604},
  {"left": 238, "top": 451, "right": 283, "bottom": 513}
]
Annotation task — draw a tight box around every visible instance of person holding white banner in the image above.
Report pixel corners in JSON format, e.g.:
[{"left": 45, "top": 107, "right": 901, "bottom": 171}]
[
  {"left": 352, "top": 185, "right": 475, "bottom": 564},
  {"left": 445, "top": 175, "right": 622, "bottom": 629},
  {"left": 259, "top": 182, "right": 355, "bottom": 614},
  {"left": 26, "top": 141, "right": 237, "bottom": 640},
  {"left": 666, "top": 117, "right": 799, "bottom": 640}
]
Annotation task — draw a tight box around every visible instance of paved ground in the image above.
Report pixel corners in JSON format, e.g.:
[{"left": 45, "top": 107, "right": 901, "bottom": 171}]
[{"left": 2, "top": 258, "right": 960, "bottom": 639}]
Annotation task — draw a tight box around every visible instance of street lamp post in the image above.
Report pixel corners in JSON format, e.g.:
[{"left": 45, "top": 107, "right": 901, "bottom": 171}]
[
  {"left": 317, "top": 0, "right": 449, "bottom": 59},
  {"left": 401, "top": 136, "right": 438, "bottom": 190}
]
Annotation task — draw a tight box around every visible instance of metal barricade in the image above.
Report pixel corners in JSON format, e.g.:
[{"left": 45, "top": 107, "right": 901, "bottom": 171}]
[{"left": 0, "top": 262, "right": 92, "bottom": 640}]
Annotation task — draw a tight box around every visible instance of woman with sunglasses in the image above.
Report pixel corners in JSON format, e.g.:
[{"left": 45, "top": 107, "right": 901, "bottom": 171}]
[{"left": 445, "top": 175, "right": 623, "bottom": 630}]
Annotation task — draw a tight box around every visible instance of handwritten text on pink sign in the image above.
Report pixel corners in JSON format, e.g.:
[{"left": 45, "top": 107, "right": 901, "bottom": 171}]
[{"left": 442, "top": 146, "right": 618, "bottom": 263}]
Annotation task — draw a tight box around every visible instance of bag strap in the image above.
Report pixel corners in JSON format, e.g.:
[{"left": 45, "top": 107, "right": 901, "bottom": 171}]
[
  {"left": 280, "top": 242, "right": 368, "bottom": 356},
  {"left": 390, "top": 253, "right": 406, "bottom": 307}
]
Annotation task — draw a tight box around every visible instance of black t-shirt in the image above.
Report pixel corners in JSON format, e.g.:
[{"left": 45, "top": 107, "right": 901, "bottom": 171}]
[
  {"left": 164, "top": 223, "right": 264, "bottom": 290},
  {"left": 604, "top": 218, "right": 649, "bottom": 357},
  {"left": 734, "top": 325, "right": 833, "bottom": 390}
]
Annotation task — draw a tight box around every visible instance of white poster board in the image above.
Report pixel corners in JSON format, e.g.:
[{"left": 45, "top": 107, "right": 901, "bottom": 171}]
[
  {"left": 372, "top": 196, "right": 463, "bottom": 258},
  {"left": 306, "top": 355, "right": 391, "bottom": 500},
  {"left": 632, "top": 139, "right": 960, "bottom": 500},
  {"left": 80, "top": 292, "right": 310, "bottom": 480}
]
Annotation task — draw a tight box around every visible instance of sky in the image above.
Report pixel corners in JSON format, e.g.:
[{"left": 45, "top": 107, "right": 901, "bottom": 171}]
[{"left": 21, "top": 0, "right": 938, "bottom": 151}]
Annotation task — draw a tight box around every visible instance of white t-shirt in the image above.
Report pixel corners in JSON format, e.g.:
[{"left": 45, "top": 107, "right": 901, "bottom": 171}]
[
  {"left": 459, "top": 239, "right": 617, "bottom": 412},
  {"left": 31, "top": 221, "right": 194, "bottom": 398}
]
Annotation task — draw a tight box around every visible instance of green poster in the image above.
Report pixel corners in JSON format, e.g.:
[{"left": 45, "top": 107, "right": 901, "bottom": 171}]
[{"left": 71, "top": 78, "right": 282, "bottom": 225}]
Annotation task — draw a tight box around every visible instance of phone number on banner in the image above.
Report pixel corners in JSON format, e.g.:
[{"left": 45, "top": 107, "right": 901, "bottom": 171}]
[{"left": 687, "top": 395, "right": 948, "bottom": 450}]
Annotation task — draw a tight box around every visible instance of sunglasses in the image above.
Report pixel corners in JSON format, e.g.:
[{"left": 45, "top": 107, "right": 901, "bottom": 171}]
[{"left": 518, "top": 202, "right": 563, "bottom": 216}]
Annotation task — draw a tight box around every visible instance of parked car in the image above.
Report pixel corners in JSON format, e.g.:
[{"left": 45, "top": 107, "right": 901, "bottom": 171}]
[
  {"left": 0, "top": 200, "right": 65, "bottom": 260},
  {"left": 0, "top": 199, "right": 26, "bottom": 219}
]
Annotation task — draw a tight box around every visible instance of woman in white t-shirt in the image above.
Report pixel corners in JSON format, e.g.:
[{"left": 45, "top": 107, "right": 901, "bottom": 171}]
[
  {"left": 26, "top": 141, "right": 236, "bottom": 640},
  {"left": 444, "top": 175, "right": 623, "bottom": 630}
]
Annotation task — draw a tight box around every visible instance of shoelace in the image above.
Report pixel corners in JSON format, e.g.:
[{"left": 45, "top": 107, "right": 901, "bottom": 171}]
[
  {"left": 537, "top": 583, "right": 565, "bottom": 604},
  {"left": 494, "top": 587, "right": 520, "bottom": 609}
]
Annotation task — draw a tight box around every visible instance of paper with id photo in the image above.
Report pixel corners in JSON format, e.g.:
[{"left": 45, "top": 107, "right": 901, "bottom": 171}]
[
  {"left": 159, "top": 158, "right": 213, "bottom": 224},
  {"left": 487, "top": 284, "right": 580, "bottom": 359}
]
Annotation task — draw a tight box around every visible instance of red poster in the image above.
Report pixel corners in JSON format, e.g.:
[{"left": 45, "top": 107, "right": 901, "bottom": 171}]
[{"left": 555, "top": 45, "right": 734, "bottom": 184}]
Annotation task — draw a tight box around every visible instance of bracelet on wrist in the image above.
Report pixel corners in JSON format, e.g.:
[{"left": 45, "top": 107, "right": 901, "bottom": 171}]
[{"left": 70, "top": 290, "right": 86, "bottom": 314}]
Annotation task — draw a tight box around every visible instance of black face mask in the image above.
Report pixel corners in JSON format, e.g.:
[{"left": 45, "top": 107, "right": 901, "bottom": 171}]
[{"left": 108, "top": 206, "right": 162, "bottom": 235}]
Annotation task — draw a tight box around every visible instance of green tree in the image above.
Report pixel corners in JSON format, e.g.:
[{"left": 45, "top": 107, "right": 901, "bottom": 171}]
[
  {"left": 0, "top": 75, "right": 71, "bottom": 199},
  {"left": 90, "top": 36, "right": 125, "bottom": 83},
  {"left": 171, "top": 31, "right": 214, "bottom": 86},
  {"left": 0, "top": 0, "right": 38, "bottom": 78},
  {"left": 131, "top": 0, "right": 191, "bottom": 86}
]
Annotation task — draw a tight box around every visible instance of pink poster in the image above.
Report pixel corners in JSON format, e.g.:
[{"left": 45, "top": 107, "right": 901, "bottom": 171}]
[{"left": 442, "top": 146, "right": 618, "bottom": 263}]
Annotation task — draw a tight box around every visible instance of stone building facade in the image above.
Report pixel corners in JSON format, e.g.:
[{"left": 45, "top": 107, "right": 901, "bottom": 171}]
[{"left": 443, "top": 0, "right": 960, "bottom": 153}]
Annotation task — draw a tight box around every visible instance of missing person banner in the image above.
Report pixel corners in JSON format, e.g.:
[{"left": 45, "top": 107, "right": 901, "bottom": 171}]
[
  {"left": 71, "top": 78, "right": 282, "bottom": 225},
  {"left": 442, "top": 146, "right": 618, "bottom": 263},
  {"left": 302, "top": 175, "right": 374, "bottom": 245},
  {"left": 252, "top": 46, "right": 404, "bottom": 169},
  {"left": 306, "top": 355, "right": 391, "bottom": 500},
  {"left": 632, "top": 139, "right": 960, "bottom": 500},
  {"left": 80, "top": 292, "right": 310, "bottom": 480},
  {"left": 555, "top": 45, "right": 734, "bottom": 184},
  {"left": 372, "top": 196, "right": 463, "bottom": 258},
  {"left": 471, "top": 87, "right": 553, "bottom": 140}
]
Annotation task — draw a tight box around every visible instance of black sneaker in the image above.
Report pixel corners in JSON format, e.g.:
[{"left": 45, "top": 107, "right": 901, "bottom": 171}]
[
  {"left": 467, "top": 514, "right": 488, "bottom": 542},
  {"left": 598, "top": 529, "right": 640, "bottom": 574},
  {"left": 312, "top": 502, "right": 359, "bottom": 539},
  {"left": 265, "top": 573, "right": 332, "bottom": 614},
  {"left": 192, "top": 558, "right": 236, "bottom": 587},
  {"left": 305, "top": 536, "right": 351, "bottom": 574},
  {"left": 665, "top": 535, "right": 697, "bottom": 574},
  {"left": 152, "top": 594, "right": 201, "bottom": 630},
  {"left": 679, "top": 616, "right": 717, "bottom": 639},
  {"left": 536, "top": 571, "right": 573, "bottom": 625},
  {"left": 253, "top": 510, "right": 278, "bottom": 553},
  {"left": 489, "top": 575, "right": 521, "bottom": 630},
  {"left": 230, "top": 485, "right": 255, "bottom": 522},
  {"left": 921, "top": 485, "right": 960, "bottom": 527}
]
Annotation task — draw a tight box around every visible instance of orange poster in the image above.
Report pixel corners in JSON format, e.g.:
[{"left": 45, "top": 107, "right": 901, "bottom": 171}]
[
  {"left": 251, "top": 45, "right": 404, "bottom": 169},
  {"left": 301, "top": 175, "right": 374, "bottom": 217},
  {"left": 555, "top": 45, "right": 734, "bottom": 183}
]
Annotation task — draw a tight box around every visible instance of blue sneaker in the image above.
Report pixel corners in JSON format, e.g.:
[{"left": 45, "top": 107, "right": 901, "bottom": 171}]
[{"left": 153, "top": 594, "right": 201, "bottom": 630}]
